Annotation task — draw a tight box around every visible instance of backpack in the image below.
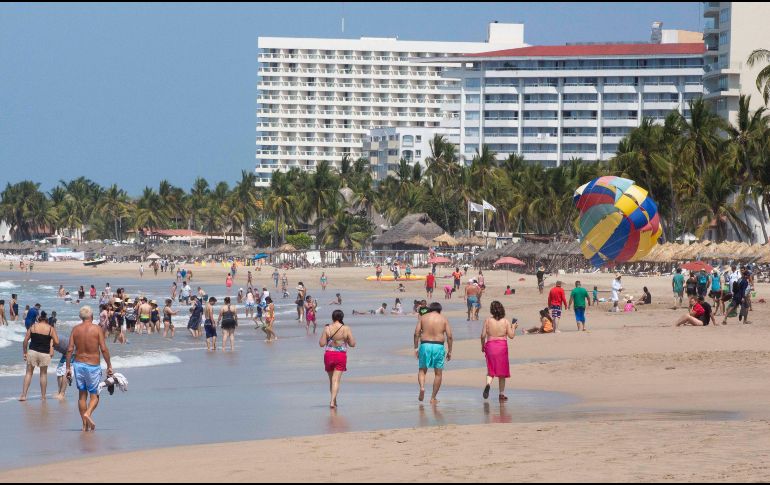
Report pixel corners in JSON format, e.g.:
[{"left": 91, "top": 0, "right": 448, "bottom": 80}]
[{"left": 697, "top": 274, "right": 708, "bottom": 287}]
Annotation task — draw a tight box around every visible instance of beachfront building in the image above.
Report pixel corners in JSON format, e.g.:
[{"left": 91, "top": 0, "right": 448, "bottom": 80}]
[
  {"left": 421, "top": 27, "right": 705, "bottom": 166},
  {"left": 363, "top": 127, "right": 446, "bottom": 182},
  {"left": 702, "top": 2, "right": 770, "bottom": 124},
  {"left": 255, "top": 22, "right": 527, "bottom": 187}
]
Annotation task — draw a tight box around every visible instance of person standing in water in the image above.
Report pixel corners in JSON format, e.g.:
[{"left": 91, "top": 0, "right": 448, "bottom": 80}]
[
  {"left": 0, "top": 300, "right": 6, "bottom": 326},
  {"left": 305, "top": 295, "right": 318, "bottom": 334},
  {"left": 20, "top": 312, "right": 60, "bottom": 401},
  {"left": 163, "top": 299, "right": 177, "bottom": 339},
  {"left": 204, "top": 297, "right": 218, "bottom": 351},
  {"left": 480, "top": 301, "right": 516, "bottom": 401},
  {"left": 320, "top": 310, "right": 356, "bottom": 409},
  {"left": 9, "top": 294, "right": 18, "bottom": 322},
  {"left": 262, "top": 297, "right": 277, "bottom": 342},
  {"left": 218, "top": 296, "right": 238, "bottom": 352},
  {"left": 320, "top": 272, "right": 328, "bottom": 291},
  {"left": 414, "top": 302, "right": 453, "bottom": 404},
  {"left": 66, "top": 306, "right": 113, "bottom": 432}
]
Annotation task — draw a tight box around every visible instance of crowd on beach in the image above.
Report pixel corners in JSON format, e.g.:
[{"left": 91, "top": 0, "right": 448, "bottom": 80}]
[{"left": 6, "top": 257, "right": 762, "bottom": 428}]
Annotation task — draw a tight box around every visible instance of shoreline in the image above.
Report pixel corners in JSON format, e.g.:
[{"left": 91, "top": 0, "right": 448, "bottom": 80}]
[{"left": 1, "top": 262, "right": 769, "bottom": 481}]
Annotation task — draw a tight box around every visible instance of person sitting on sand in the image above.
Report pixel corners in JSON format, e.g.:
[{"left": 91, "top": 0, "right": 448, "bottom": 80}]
[
  {"left": 675, "top": 296, "right": 716, "bottom": 327},
  {"left": 636, "top": 287, "right": 652, "bottom": 305},
  {"left": 624, "top": 297, "right": 637, "bottom": 312},
  {"left": 523, "top": 309, "right": 554, "bottom": 334},
  {"left": 328, "top": 293, "right": 342, "bottom": 305}
]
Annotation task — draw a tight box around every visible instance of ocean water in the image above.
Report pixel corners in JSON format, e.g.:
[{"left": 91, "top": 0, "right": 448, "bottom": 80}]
[{"left": 0, "top": 270, "right": 576, "bottom": 470}]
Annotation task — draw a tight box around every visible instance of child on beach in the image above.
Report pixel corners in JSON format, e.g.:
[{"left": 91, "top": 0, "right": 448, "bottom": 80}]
[
  {"left": 523, "top": 309, "right": 554, "bottom": 334},
  {"left": 444, "top": 285, "right": 454, "bottom": 299},
  {"left": 592, "top": 286, "right": 599, "bottom": 304},
  {"left": 624, "top": 298, "right": 637, "bottom": 312}
]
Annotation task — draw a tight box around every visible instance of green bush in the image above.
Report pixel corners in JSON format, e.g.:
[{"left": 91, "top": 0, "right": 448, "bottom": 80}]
[{"left": 286, "top": 233, "right": 313, "bottom": 249}]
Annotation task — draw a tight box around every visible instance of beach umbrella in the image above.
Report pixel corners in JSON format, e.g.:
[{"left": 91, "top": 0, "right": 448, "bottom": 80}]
[
  {"left": 433, "top": 233, "right": 460, "bottom": 247},
  {"left": 428, "top": 256, "right": 451, "bottom": 264},
  {"left": 494, "top": 256, "right": 525, "bottom": 266},
  {"left": 146, "top": 253, "right": 161, "bottom": 260},
  {"left": 681, "top": 261, "right": 713, "bottom": 273},
  {"left": 253, "top": 253, "right": 269, "bottom": 260}
]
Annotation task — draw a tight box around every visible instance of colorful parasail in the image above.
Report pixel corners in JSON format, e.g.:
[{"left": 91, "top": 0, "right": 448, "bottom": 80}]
[{"left": 573, "top": 176, "right": 662, "bottom": 267}]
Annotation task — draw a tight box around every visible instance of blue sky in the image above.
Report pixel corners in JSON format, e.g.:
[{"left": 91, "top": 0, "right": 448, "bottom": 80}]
[{"left": 0, "top": 2, "right": 702, "bottom": 195}]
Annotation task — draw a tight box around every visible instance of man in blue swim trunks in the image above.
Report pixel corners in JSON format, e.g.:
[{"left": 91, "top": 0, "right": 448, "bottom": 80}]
[
  {"left": 414, "top": 302, "right": 453, "bottom": 404},
  {"left": 67, "top": 306, "right": 113, "bottom": 432},
  {"left": 464, "top": 280, "right": 482, "bottom": 322}
]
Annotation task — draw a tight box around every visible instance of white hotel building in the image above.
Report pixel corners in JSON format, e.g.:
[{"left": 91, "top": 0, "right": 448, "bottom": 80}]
[
  {"left": 423, "top": 38, "right": 705, "bottom": 166},
  {"left": 255, "top": 23, "right": 526, "bottom": 186}
]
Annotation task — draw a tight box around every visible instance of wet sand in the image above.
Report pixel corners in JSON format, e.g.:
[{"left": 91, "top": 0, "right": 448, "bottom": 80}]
[{"left": 1, "top": 260, "right": 769, "bottom": 481}]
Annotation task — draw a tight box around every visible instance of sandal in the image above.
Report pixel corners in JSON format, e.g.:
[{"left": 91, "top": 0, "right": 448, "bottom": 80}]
[{"left": 483, "top": 384, "right": 490, "bottom": 400}]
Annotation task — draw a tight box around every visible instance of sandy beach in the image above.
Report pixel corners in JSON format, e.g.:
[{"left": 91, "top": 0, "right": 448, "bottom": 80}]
[{"left": 1, "top": 260, "right": 768, "bottom": 482}]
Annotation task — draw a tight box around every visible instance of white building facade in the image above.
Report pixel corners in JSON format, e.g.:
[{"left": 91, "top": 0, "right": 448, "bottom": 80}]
[
  {"left": 363, "top": 127, "right": 444, "bottom": 181},
  {"left": 255, "top": 23, "right": 526, "bottom": 186},
  {"left": 702, "top": 1, "right": 770, "bottom": 124},
  {"left": 427, "top": 42, "right": 705, "bottom": 166}
]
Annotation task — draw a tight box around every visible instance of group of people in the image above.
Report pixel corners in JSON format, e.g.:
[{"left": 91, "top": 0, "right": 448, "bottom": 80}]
[{"left": 673, "top": 264, "right": 755, "bottom": 326}]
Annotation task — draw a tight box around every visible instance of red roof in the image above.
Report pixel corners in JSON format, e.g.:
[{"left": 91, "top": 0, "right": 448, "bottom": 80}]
[
  {"left": 146, "top": 229, "right": 205, "bottom": 238},
  {"left": 465, "top": 43, "right": 705, "bottom": 58}
]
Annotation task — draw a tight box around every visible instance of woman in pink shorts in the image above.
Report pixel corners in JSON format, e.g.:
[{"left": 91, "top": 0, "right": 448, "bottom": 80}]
[{"left": 319, "top": 310, "right": 356, "bottom": 409}]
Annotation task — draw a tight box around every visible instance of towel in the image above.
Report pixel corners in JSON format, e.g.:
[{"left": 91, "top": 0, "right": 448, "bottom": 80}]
[{"left": 98, "top": 373, "right": 129, "bottom": 395}]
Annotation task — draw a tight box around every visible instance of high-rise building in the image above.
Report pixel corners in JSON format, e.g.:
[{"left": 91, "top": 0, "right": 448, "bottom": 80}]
[
  {"left": 702, "top": 2, "right": 770, "bottom": 124},
  {"left": 255, "top": 23, "right": 526, "bottom": 187},
  {"left": 422, "top": 30, "right": 704, "bottom": 166}
]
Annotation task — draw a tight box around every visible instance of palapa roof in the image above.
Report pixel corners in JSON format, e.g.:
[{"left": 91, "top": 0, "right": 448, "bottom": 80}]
[
  {"left": 374, "top": 213, "right": 444, "bottom": 247},
  {"left": 433, "top": 233, "right": 460, "bottom": 246},
  {"left": 405, "top": 235, "right": 432, "bottom": 248}
]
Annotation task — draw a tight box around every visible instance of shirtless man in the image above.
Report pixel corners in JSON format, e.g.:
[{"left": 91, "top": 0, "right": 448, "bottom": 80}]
[
  {"left": 137, "top": 297, "right": 153, "bottom": 335},
  {"left": 464, "top": 281, "right": 482, "bottom": 321},
  {"left": 413, "top": 302, "right": 453, "bottom": 404},
  {"left": 66, "top": 306, "right": 113, "bottom": 432}
]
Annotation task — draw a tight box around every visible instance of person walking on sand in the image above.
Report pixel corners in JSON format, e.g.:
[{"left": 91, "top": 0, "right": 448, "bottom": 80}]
[
  {"left": 465, "top": 279, "right": 482, "bottom": 321},
  {"left": 547, "top": 281, "right": 567, "bottom": 333},
  {"left": 218, "top": 296, "right": 238, "bottom": 352},
  {"left": 225, "top": 273, "right": 233, "bottom": 295},
  {"left": 272, "top": 269, "right": 279, "bottom": 288},
  {"left": 672, "top": 268, "right": 685, "bottom": 309},
  {"left": 480, "top": 301, "right": 516, "bottom": 401},
  {"left": 20, "top": 312, "right": 60, "bottom": 401},
  {"left": 320, "top": 272, "right": 328, "bottom": 291},
  {"left": 567, "top": 280, "right": 591, "bottom": 332},
  {"left": 425, "top": 271, "right": 436, "bottom": 299},
  {"left": 320, "top": 309, "right": 356, "bottom": 409},
  {"left": 414, "top": 302, "right": 453, "bottom": 404},
  {"left": 204, "top": 297, "right": 218, "bottom": 351},
  {"left": 66, "top": 306, "right": 113, "bottom": 432}
]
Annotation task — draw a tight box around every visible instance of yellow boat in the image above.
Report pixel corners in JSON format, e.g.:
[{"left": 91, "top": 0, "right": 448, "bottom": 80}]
[{"left": 365, "top": 275, "right": 427, "bottom": 281}]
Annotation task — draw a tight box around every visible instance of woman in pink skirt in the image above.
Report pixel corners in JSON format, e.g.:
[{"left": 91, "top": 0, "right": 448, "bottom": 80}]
[
  {"left": 319, "top": 310, "right": 356, "bottom": 409},
  {"left": 480, "top": 300, "right": 517, "bottom": 401}
]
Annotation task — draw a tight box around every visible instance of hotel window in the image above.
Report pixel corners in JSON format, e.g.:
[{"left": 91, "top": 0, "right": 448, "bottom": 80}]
[
  {"left": 402, "top": 135, "right": 414, "bottom": 147},
  {"left": 719, "top": 31, "right": 729, "bottom": 46},
  {"left": 720, "top": 7, "right": 729, "bottom": 23},
  {"left": 465, "top": 127, "right": 480, "bottom": 137},
  {"left": 415, "top": 136, "right": 422, "bottom": 143},
  {"left": 465, "top": 111, "right": 480, "bottom": 120},
  {"left": 465, "top": 94, "right": 481, "bottom": 104},
  {"left": 465, "top": 78, "right": 481, "bottom": 89}
]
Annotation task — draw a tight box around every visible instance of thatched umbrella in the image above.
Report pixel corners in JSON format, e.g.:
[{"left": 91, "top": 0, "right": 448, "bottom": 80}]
[
  {"left": 373, "top": 213, "right": 444, "bottom": 248},
  {"left": 405, "top": 235, "right": 432, "bottom": 248},
  {"left": 278, "top": 244, "right": 296, "bottom": 252},
  {"left": 433, "top": 233, "right": 460, "bottom": 247},
  {"left": 458, "top": 235, "right": 487, "bottom": 247}
]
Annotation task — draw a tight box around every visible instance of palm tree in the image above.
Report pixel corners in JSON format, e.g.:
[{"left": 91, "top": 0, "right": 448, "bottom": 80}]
[
  {"left": 265, "top": 171, "right": 294, "bottom": 245},
  {"left": 322, "top": 213, "right": 373, "bottom": 249},
  {"left": 231, "top": 170, "right": 260, "bottom": 245},
  {"left": 683, "top": 161, "right": 751, "bottom": 242},
  {"left": 188, "top": 177, "right": 210, "bottom": 234},
  {"left": 97, "top": 184, "right": 132, "bottom": 241},
  {"left": 470, "top": 145, "right": 498, "bottom": 200},
  {"left": 679, "top": 98, "right": 725, "bottom": 176},
  {"left": 301, "top": 161, "right": 341, "bottom": 247},
  {"left": 747, "top": 48, "right": 770, "bottom": 105},
  {"left": 133, "top": 187, "right": 167, "bottom": 232},
  {"left": 0, "top": 181, "right": 52, "bottom": 241},
  {"left": 727, "top": 95, "right": 769, "bottom": 243}
]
